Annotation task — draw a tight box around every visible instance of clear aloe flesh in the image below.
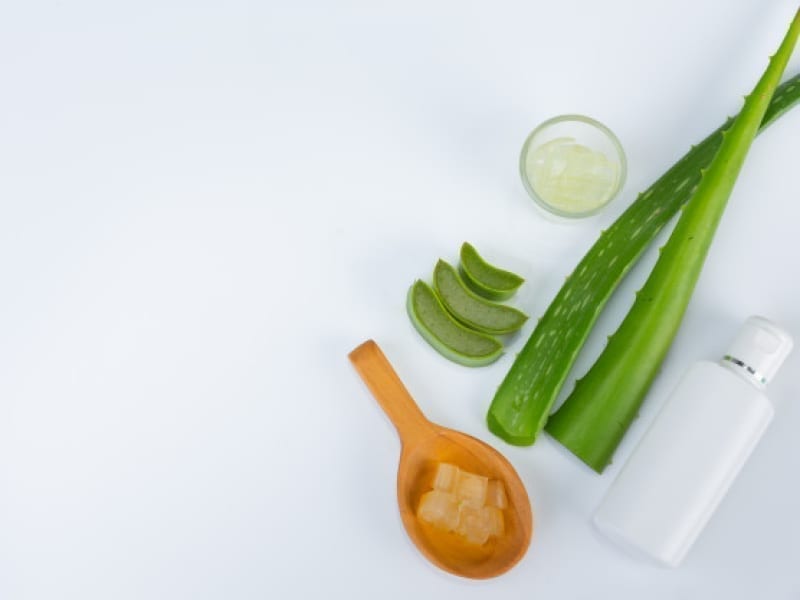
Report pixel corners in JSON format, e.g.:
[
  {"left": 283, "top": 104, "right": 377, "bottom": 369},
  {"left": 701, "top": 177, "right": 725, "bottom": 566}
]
[
  {"left": 526, "top": 137, "right": 620, "bottom": 214},
  {"left": 487, "top": 62, "right": 800, "bottom": 446}
]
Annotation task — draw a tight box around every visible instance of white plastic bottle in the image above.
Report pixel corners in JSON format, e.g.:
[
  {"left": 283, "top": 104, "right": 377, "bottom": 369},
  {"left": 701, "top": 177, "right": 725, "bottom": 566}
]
[{"left": 593, "top": 316, "right": 794, "bottom": 567}]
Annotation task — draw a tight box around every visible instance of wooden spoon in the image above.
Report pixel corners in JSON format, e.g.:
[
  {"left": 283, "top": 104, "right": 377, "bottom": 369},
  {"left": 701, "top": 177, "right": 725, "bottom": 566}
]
[{"left": 349, "top": 340, "right": 533, "bottom": 579}]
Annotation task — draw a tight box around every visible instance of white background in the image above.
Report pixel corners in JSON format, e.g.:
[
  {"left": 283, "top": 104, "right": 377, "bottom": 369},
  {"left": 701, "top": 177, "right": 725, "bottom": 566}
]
[{"left": 2, "top": 1, "right": 800, "bottom": 598}]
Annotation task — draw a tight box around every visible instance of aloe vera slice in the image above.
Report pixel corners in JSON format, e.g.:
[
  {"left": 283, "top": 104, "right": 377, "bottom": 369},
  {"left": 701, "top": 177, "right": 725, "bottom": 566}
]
[
  {"left": 407, "top": 280, "right": 503, "bottom": 367},
  {"left": 459, "top": 242, "right": 525, "bottom": 300},
  {"left": 433, "top": 260, "right": 528, "bottom": 335}
]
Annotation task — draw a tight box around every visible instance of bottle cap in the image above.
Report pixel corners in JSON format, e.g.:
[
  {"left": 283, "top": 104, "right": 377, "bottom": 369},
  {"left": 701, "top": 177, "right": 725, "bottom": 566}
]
[{"left": 723, "top": 316, "right": 794, "bottom": 386}]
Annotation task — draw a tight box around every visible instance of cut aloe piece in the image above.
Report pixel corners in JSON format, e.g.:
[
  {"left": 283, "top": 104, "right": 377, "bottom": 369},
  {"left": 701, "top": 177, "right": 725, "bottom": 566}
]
[
  {"left": 434, "top": 260, "right": 528, "bottom": 335},
  {"left": 407, "top": 280, "right": 503, "bottom": 367},
  {"left": 459, "top": 242, "right": 525, "bottom": 300}
]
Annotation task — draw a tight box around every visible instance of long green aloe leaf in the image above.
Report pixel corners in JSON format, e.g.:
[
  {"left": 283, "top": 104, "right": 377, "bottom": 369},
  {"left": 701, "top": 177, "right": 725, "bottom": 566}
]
[
  {"left": 545, "top": 10, "right": 800, "bottom": 472},
  {"left": 487, "top": 52, "right": 800, "bottom": 448}
]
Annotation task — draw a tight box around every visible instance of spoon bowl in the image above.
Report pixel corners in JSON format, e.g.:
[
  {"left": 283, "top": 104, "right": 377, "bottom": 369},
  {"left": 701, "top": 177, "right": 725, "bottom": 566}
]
[{"left": 349, "top": 340, "right": 533, "bottom": 579}]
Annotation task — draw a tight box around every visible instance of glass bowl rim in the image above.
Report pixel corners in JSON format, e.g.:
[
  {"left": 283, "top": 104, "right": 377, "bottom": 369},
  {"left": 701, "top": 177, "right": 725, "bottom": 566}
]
[{"left": 519, "top": 114, "right": 627, "bottom": 219}]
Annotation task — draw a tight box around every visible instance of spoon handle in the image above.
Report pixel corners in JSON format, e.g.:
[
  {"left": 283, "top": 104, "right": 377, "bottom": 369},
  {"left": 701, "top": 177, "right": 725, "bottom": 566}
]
[{"left": 349, "top": 340, "right": 434, "bottom": 445}]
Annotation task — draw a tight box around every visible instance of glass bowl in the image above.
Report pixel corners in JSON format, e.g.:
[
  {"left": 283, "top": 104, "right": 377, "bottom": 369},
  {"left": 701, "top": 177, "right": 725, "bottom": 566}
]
[{"left": 519, "top": 115, "right": 627, "bottom": 218}]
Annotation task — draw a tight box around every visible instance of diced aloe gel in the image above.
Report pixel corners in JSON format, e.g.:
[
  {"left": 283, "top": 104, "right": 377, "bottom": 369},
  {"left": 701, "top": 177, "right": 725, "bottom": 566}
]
[
  {"left": 459, "top": 242, "right": 525, "bottom": 301},
  {"left": 433, "top": 260, "right": 527, "bottom": 335},
  {"left": 417, "top": 462, "right": 508, "bottom": 545},
  {"left": 418, "top": 490, "right": 460, "bottom": 531},
  {"left": 433, "top": 463, "right": 459, "bottom": 493},
  {"left": 487, "top": 479, "right": 508, "bottom": 509},
  {"left": 454, "top": 471, "right": 488, "bottom": 508},
  {"left": 406, "top": 281, "right": 502, "bottom": 367},
  {"left": 525, "top": 136, "right": 620, "bottom": 214}
]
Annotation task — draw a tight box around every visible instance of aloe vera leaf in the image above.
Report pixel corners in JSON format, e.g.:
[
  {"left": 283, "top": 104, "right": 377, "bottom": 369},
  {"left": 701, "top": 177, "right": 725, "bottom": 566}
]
[
  {"left": 459, "top": 242, "right": 525, "bottom": 300},
  {"left": 407, "top": 280, "right": 503, "bottom": 367},
  {"left": 545, "top": 10, "right": 800, "bottom": 472},
  {"left": 433, "top": 260, "right": 528, "bottom": 335},
  {"left": 486, "top": 69, "right": 800, "bottom": 447}
]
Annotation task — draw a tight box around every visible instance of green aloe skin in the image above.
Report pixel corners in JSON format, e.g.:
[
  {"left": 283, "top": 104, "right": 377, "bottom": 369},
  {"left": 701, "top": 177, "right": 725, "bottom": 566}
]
[
  {"left": 546, "top": 10, "right": 800, "bottom": 472},
  {"left": 434, "top": 260, "right": 528, "bottom": 335},
  {"left": 487, "top": 19, "right": 800, "bottom": 447},
  {"left": 459, "top": 242, "right": 525, "bottom": 300},
  {"left": 407, "top": 280, "right": 503, "bottom": 367}
]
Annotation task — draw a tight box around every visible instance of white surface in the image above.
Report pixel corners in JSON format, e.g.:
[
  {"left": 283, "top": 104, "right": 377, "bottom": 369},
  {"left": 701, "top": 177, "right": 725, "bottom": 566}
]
[
  {"left": 594, "top": 360, "right": 775, "bottom": 568},
  {"left": 1, "top": 1, "right": 799, "bottom": 598}
]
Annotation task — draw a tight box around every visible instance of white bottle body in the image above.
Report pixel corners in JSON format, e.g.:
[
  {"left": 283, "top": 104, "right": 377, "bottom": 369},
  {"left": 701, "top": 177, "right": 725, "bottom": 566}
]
[{"left": 593, "top": 360, "right": 774, "bottom": 567}]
